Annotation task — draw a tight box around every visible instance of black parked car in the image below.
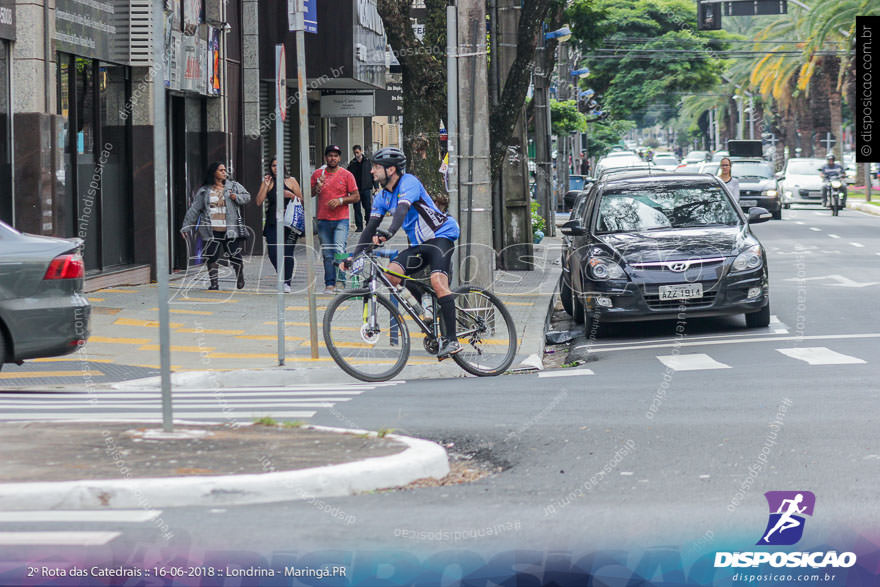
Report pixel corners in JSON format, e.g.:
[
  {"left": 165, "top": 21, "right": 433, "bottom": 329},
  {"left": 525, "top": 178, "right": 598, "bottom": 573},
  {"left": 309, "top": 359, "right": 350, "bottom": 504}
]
[{"left": 559, "top": 173, "right": 772, "bottom": 333}]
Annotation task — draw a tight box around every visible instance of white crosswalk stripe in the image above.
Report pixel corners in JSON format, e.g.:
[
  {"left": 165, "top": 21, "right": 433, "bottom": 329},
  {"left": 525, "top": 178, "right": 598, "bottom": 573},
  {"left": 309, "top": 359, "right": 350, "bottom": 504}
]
[
  {"left": 0, "top": 510, "right": 164, "bottom": 546},
  {"left": 657, "top": 353, "right": 731, "bottom": 371},
  {"left": 776, "top": 347, "right": 866, "bottom": 365},
  {"left": 0, "top": 385, "right": 390, "bottom": 422},
  {"left": 538, "top": 368, "right": 595, "bottom": 378}
]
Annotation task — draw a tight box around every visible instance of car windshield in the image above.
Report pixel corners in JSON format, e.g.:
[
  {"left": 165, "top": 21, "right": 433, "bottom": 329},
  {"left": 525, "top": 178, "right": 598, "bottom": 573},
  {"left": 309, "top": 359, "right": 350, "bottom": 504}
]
[
  {"left": 786, "top": 159, "right": 825, "bottom": 175},
  {"left": 596, "top": 184, "right": 740, "bottom": 233},
  {"left": 653, "top": 155, "right": 677, "bottom": 163},
  {"left": 730, "top": 162, "right": 773, "bottom": 181}
]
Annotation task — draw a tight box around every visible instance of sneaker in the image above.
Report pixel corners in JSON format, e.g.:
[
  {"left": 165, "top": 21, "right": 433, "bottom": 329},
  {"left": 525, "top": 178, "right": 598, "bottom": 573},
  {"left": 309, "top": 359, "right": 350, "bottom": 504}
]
[
  {"left": 437, "top": 338, "right": 462, "bottom": 360},
  {"left": 323, "top": 285, "right": 336, "bottom": 294},
  {"left": 283, "top": 283, "right": 292, "bottom": 293}
]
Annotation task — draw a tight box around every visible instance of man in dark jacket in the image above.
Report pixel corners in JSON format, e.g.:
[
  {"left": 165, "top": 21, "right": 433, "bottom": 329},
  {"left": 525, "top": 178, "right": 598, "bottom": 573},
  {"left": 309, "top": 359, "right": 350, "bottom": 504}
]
[{"left": 347, "top": 145, "right": 377, "bottom": 232}]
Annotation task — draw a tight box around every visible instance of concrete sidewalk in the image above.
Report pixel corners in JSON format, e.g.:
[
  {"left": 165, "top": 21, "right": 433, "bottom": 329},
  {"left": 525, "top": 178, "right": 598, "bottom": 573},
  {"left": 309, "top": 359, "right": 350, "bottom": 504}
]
[{"left": 1, "top": 232, "right": 562, "bottom": 388}]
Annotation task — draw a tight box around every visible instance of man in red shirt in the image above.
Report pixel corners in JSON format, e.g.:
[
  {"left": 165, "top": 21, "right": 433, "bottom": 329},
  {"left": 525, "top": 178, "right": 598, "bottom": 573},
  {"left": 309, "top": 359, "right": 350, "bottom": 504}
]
[{"left": 311, "top": 145, "right": 359, "bottom": 293}]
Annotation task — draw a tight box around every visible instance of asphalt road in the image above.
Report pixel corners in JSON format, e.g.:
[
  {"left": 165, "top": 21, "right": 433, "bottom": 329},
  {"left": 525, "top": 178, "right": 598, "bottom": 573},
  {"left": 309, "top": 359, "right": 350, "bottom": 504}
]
[{"left": 2, "top": 206, "right": 878, "bottom": 584}]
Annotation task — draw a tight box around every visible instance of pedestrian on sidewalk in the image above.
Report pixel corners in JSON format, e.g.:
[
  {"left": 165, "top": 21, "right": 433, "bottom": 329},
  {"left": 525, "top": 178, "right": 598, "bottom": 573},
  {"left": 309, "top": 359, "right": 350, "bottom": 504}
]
[
  {"left": 181, "top": 161, "right": 251, "bottom": 290},
  {"left": 311, "top": 145, "right": 359, "bottom": 294},
  {"left": 718, "top": 157, "right": 740, "bottom": 202},
  {"left": 256, "top": 157, "right": 303, "bottom": 293},
  {"left": 346, "top": 145, "right": 377, "bottom": 232}
]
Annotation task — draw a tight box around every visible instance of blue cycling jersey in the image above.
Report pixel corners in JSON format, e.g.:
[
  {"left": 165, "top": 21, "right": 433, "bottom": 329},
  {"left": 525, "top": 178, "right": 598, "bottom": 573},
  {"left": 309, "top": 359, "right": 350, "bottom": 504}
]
[{"left": 371, "top": 174, "right": 460, "bottom": 244}]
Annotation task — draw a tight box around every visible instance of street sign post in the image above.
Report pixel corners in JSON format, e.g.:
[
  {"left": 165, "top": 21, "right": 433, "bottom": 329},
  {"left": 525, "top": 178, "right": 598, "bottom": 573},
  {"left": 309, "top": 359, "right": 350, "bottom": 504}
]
[
  {"left": 275, "top": 44, "right": 286, "bottom": 366},
  {"left": 290, "top": 0, "right": 320, "bottom": 359}
]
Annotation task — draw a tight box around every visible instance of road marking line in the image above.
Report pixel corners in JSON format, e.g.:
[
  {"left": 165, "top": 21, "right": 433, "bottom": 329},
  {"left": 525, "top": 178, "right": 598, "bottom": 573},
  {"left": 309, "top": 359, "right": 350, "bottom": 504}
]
[
  {"left": 776, "top": 347, "right": 866, "bottom": 365},
  {"left": 169, "top": 296, "right": 239, "bottom": 303},
  {"left": 586, "top": 332, "right": 880, "bottom": 353},
  {"left": 29, "top": 358, "right": 114, "bottom": 364},
  {"left": 0, "top": 391, "right": 365, "bottom": 400},
  {"left": 148, "top": 308, "right": 214, "bottom": 315},
  {"left": 851, "top": 242, "right": 865, "bottom": 248},
  {"left": 99, "top": 288, "right": 139, "bottom": 294},
  {"left": 235, "top": 335, "right": 306, "bottom": 341},
  {"left": 770, "top": 315, "right": 781, "bottom": 324},
  {"left": 88, "top": 336, "right": 152, "bottom": 345},
  {"left": 503, "top": 302, "right": 535, "bottom": 307},
  {"left": 138, "top": 345, "right": 215, "bottom": 352},
  {"left": 657, "top": 354, "right": 731, "bottom": 371},
  {"left": 1, "top": 400, "right": 350, "bottom": 408},
  {"left": 0, "top": 371, "right": 104, "bottom": 379},
  {"left": 87, "top": 297, "right": 105, "bottom": 302},
  {"left": 0, "top": 412, "right": 319, "bottom": 421},
  {"left": 795, "top": 221, "right": 805, "bottom": 225},
  {"left": 285, "top": 306, "right": 328, "bottom": 311},
  {"left": 828, "top": 234, "right": 841, "bottom": 239},
  {"left": 113, "top": 318, "right": 183, "bottom": 328},
  {"left": 0, "top": 532, "right": 121, "bottom": 546},
  {"left": 537, "top": 368, "right": 595, "bottom": 378},
  {"left": 0, "top": 511, "right": 161, "bottom": 523},
  {"left": 177, "top": 328, "right": 245, "bottom": 335},
  {"left": 809, "top": 227, "right": 822, "bottom": 231}
]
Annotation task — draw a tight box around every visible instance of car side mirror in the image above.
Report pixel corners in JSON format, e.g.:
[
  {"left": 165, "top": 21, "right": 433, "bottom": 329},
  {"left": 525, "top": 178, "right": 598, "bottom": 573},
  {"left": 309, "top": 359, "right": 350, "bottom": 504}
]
[
  {"left": 560, "top": 220, "right": 586, "bottom": 236},
  {"left": 747, "top": 207, "right": 772, "bottom": 224}
]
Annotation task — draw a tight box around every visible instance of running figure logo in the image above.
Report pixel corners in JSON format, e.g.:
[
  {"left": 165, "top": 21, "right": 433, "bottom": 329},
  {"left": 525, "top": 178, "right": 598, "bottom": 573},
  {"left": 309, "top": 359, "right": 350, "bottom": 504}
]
[{"left": 758, "top": 491, "right": 816, "bottom": 546}]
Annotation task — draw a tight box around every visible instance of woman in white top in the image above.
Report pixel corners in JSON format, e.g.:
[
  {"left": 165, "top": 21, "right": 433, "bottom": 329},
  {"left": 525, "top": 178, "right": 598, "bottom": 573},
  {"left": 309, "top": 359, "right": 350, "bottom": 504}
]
[{"left": 718, "top": 157, "right": 740, "bottom": 202}]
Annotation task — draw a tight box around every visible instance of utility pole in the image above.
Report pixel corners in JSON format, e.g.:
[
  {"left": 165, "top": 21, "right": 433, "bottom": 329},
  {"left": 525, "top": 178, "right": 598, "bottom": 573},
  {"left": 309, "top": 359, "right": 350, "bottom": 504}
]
[
  {"left": 557, "top": 43, "right": 570, "bottom": 220},
  {"left": 457, "top": 0, "right": 494, "bottom": 286},
  {"left": 153, "top": 0, "right": 173, "bottom": 432},
  {"left": 446, "top": 3, "right": 459, "bottom": 283},
  {"left": 491, "top": 0, "right": 533, "bottom": 269},
  {"left": 534, "top": 40, "right": 553, "bottom": 239}
]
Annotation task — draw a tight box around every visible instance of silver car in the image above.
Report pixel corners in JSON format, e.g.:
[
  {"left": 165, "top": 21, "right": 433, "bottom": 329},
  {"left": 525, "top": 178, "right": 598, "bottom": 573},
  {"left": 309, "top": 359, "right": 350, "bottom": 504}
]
[
  {"left": 777, "top": 158, "right": 826, "bottom": 207},
  {"left": 0, "top": 221, "right": 90, "bottom": 370}
]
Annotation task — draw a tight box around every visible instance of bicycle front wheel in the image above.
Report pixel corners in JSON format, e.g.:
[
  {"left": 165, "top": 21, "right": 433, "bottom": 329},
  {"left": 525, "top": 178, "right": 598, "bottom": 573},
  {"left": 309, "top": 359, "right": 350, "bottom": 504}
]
[
  {"left": 451, "top": 286, "right": 517, "bottom": 377},
  {"left": 323, "top": 292, "right": 410, "bottom": 382}
]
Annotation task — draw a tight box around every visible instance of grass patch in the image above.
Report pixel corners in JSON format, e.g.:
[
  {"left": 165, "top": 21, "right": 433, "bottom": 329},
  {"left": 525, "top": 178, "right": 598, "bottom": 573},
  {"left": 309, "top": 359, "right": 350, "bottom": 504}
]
[
  {"left": 562, "top": 361, "right": 581, "bottom": 368},
  {"left": 282, "top": 420, "right": 305, "bottom": 429},
  {"left": 377, "top": 428, "right": 395, "bottom": 438},
  {"left": 253, "top": 416, "right": 278, "bottom": 426}
]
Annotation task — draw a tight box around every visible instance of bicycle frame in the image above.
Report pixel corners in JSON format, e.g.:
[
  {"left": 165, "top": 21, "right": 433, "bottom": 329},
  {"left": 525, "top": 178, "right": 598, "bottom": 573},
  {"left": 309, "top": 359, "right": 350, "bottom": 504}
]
[{"left": 349, "top": 251, "right": 486, "bottom": 344}]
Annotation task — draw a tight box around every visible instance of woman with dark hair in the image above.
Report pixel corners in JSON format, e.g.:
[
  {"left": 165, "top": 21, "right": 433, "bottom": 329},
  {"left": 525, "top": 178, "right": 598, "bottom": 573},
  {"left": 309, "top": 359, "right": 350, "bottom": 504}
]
[
  {"left": 255, "top": 157, "right": 302, "bottom": 293},
  {"left": 181, "top": 161, "right": 251, "bottom": 290},
  {"left": 718, "top": 157, "right": 740, "bottom": 202}
]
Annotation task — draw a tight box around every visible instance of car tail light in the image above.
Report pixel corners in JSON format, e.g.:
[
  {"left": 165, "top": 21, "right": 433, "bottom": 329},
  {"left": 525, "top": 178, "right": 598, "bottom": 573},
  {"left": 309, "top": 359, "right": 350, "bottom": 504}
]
[{"left": 44, "top": 253, "right": 85, "bottom": 280}]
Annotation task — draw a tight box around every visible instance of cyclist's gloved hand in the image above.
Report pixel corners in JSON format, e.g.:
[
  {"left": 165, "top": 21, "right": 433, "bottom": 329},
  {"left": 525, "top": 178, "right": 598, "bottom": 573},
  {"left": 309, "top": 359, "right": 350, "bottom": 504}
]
[
  {"left": 372, "top": 234, "right": 387, "bottom": 246},
  {"left": 340, "top": 254, "right": 354, "bottom": 271}
]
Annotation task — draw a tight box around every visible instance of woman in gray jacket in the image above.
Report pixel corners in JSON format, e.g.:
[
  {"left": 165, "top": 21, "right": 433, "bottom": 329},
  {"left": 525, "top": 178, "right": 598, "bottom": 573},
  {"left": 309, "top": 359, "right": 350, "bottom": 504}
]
[{"left": 181, "top": 162, "right": 251, "bottom": 290}]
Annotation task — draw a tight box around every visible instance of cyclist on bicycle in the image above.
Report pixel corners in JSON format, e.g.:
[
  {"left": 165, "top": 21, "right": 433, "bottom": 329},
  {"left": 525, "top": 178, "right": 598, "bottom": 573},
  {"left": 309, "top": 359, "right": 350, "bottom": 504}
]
[{"left": 345, "top": 147, "right": 462, "bottom": 359}]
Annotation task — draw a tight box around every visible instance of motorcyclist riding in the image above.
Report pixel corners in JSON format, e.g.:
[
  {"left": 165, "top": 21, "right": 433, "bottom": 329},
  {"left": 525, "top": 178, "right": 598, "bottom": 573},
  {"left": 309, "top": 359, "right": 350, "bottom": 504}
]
[{"left": 820, "top": 154, "right": 847, "bottom": 208}]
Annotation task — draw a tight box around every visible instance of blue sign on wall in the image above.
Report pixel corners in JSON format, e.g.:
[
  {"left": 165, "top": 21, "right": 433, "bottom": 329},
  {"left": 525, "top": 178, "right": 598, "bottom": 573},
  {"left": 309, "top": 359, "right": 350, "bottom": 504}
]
[{"left": 304, "top": 0, "right": 317, "bottom": 33}]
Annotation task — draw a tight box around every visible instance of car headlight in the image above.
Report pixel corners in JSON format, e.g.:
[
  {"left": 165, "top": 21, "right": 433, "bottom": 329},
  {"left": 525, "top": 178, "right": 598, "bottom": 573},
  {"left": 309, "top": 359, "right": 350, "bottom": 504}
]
[
  {"left": 762, "top": 189, "right": 778, "bottom": 197},
  {"left": 588, "top": 257, "right": 626, "bottom": 280},
  {"left": 731, "top": 245, "right": 763, "bottom": 273}
]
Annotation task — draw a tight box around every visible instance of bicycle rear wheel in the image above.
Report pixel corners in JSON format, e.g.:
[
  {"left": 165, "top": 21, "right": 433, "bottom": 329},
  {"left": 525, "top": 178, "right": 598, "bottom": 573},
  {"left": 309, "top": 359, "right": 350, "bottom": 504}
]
[
  {"left": 451, "top": 286, "right": 517, "bottom": 376},
  {"left": 323, "top": 291, "right": 410, "bottom": 382}
]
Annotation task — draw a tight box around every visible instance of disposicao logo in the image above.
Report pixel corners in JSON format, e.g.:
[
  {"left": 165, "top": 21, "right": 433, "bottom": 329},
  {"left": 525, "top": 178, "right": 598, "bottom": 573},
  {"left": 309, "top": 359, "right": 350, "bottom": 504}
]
[
  {"left": 714, "top": 491, "right": 857, "bottom": 569},
  {"left": 758, "top": 490, "right": 815, "bottom": 546}
]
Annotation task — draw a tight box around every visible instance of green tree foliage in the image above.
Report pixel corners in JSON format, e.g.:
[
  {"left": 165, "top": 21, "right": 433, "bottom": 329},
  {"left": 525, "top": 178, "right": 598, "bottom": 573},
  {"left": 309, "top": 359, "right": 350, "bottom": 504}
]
[
  {"left": 550, "top": 100, "right": 587, "bottom": 135},
  {"left": 584, "top": 119, "right": 637, "bottom": 159},
  {"left": 567, "top": 0, "right": 734, "bottom": 122}
]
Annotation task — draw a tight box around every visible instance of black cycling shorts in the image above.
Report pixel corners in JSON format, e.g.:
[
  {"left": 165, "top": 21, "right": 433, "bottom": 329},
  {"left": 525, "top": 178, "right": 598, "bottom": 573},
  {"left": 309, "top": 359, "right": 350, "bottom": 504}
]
[{"left": 391, "top": 237, "right": 455, "bottom": 278}]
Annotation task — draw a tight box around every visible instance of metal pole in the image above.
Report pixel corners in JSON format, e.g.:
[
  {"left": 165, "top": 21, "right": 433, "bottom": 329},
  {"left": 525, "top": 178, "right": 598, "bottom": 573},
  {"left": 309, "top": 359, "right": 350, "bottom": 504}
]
[
  {"left": 153, "top": 0, "right": 173, "bottom": 432},
  {"left": 748, "top": 94, "right": 754, "bottom": 140},
  {"left": 737, "top": 96, "right": 744, "bottom": 140},
  {"left": 714, "top": 106, "right": 720, "bottom": 151},
  {"left": 293, "top": 3, "right": 320, "bottom": 359},
  {"left": 447, "top": 3, "right": 459, "bottom": 287},
  {"left": 275, "top": 45, "right": 286, "bottom": 365}
]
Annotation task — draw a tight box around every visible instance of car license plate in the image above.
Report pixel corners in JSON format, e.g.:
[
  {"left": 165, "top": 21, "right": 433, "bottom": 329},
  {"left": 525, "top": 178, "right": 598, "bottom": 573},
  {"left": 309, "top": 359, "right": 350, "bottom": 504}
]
[
  {"left": 658, "top": 284, "right": 703, "bottom": 300},
  {"left": 739, "top": 200, "right": 757, "bottom": 207}
]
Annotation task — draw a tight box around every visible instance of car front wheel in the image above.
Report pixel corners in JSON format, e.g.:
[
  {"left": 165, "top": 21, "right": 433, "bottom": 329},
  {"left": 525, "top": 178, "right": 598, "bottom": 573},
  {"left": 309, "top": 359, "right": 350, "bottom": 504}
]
[{"left": 745, "top": 304, "right": 771, "bottom": 328}]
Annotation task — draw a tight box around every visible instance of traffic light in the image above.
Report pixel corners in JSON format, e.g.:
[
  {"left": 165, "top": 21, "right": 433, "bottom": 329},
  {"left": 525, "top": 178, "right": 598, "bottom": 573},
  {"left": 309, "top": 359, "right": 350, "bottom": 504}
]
[{"left": 698, "top": 1, "right": 721, "bottom": 30}]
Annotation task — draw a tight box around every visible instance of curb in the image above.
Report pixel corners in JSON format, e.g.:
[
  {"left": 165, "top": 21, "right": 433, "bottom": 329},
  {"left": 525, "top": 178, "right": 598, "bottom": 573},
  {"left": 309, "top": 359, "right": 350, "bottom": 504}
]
[
  {"left": 850, "top": 201, "right": 880, "bottom": 216},
  {"left": 0, "top": 425, "right": 449, "bottom": 510},
  {"left": 511, "top": 268, "right": 560, "bottom": 372},
  {"left": 106, "top": 368, "right": 375, "bottom": 390}
]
